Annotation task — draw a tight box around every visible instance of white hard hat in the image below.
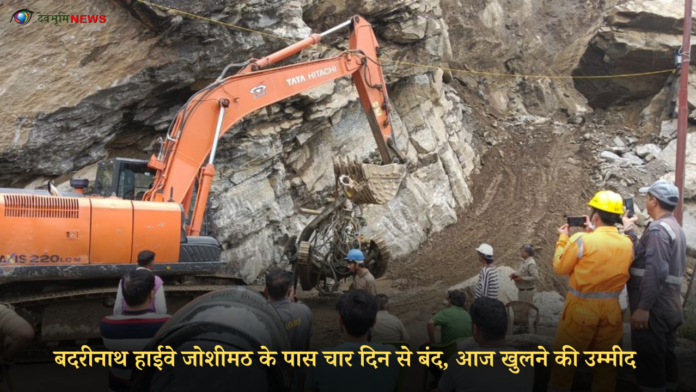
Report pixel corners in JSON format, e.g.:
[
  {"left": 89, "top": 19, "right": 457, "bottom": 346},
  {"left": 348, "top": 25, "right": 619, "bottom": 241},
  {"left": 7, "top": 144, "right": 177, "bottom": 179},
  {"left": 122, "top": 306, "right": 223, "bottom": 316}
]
[{"left": 476, "top": 243, "right": 494, "bottom": 258}]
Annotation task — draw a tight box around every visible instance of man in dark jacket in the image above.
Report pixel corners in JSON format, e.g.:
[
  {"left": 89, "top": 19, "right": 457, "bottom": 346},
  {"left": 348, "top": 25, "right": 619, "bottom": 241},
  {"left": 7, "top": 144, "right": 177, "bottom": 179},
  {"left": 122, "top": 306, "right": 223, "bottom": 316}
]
[
  {"left": 624, "top": 179, "right": 686, "bottom": 392},
  {"left": 266, "top": 270, "right": 313, "bottom": 392}
]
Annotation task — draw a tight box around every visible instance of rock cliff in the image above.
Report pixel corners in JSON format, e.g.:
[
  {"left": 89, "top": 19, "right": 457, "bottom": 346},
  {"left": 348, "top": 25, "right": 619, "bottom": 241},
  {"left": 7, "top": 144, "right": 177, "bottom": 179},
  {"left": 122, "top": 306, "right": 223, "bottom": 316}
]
[{"left": 1, "top": 0, "right": 694, "bottom": 284}]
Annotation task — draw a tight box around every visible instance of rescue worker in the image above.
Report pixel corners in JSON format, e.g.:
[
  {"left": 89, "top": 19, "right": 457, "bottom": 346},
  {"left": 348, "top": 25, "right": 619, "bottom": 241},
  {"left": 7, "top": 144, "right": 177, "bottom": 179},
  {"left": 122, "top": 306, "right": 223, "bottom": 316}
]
[
  {"left": 548, "top": 190, "right": 633, "bottom": 392},
  {"left": 623, "top": 180, "right": 685, "bottom": 392},
  {"left": 265, "top": 269, "right": 313, "bottom": 392},
  {"left": 346, "top": 249, "right": 377, "bottom": 295},
  {"left": 510, "top": 244, "right": 539, "bottom": 304}
]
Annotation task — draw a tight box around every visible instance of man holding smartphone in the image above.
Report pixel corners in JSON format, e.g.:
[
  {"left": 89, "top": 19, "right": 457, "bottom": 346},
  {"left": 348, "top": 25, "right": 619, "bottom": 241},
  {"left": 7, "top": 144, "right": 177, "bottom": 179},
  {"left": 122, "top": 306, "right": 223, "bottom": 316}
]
[
  {"left": 548, "top": 190, "right": 633, "bottom": 392},
  {"left": 623, "top": 180, "right": 685, "bottom": 392}
]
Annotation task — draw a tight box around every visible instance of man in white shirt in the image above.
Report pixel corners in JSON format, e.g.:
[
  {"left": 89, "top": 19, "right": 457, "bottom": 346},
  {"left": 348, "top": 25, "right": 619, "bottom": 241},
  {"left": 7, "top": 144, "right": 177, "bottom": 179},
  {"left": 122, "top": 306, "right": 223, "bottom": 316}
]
[{"left": 113, "top": 250, "right": 166, "bottom": 315}]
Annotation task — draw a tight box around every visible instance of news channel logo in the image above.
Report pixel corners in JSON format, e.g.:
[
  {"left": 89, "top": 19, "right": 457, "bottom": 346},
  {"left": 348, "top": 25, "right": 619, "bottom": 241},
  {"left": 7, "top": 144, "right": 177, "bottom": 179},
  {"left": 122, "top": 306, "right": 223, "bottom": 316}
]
[{"left": 11, "top": 9, "right": 34, "bottom": 25}]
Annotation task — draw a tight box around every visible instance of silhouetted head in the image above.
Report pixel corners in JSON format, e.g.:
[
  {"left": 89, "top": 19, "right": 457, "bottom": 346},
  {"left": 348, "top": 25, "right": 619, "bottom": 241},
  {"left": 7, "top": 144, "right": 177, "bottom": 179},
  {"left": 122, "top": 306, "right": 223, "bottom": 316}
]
[
  {"left": 265, "top": 270, "right": 292, "bottom": 301},
  {"left": 336, "top": 290, "right": 377, "bottom": 338},
  {"left": 137, "top": 250, "right": 156, "bottom": 268},
  {"left": 469, "top": 297, "right": 507, "bottom": 346},
  {"left": 123, "top": 269, "right": 155, "bottom": 308}
]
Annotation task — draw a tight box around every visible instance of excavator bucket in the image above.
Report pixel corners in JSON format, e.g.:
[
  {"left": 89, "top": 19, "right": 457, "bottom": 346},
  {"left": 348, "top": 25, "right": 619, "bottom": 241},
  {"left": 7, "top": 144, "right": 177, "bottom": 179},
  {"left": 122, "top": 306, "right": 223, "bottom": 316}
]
[{"left": 333, "top": 157, "right": 406, "bottom": 204}]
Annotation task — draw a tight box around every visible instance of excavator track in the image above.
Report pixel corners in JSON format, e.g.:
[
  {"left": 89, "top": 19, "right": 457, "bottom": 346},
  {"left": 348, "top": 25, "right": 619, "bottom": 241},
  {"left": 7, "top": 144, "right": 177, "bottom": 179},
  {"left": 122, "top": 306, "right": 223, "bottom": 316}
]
[
  {"left": 297, "top": 241, "right": 318, "bottom": 291},
  {"left": 368, "top": 235, "right": 390, "bottom": 279},
  {"left": 4, "top": 284, "right": 231, "bottom": 307},
  {"left": 8, "top": 282, "right": 247, "bottom": 351}
]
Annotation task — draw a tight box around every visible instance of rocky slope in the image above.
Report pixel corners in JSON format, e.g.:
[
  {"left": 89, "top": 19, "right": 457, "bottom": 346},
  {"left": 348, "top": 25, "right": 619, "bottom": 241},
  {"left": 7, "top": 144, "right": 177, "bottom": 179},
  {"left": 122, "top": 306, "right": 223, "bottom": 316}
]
[{"left": 1, "top": 0, "right": 694, "bottom": 285}]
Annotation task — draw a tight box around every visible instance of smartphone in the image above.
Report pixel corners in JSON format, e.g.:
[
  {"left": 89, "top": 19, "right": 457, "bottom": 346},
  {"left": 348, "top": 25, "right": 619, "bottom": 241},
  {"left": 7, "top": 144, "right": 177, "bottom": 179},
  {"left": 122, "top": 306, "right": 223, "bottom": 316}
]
[
  {"left": 624, "top": 197, "right": 635, "bottom": 218},
  {"left": 567, "top": 216, "right": 586, "bottom": 227}
]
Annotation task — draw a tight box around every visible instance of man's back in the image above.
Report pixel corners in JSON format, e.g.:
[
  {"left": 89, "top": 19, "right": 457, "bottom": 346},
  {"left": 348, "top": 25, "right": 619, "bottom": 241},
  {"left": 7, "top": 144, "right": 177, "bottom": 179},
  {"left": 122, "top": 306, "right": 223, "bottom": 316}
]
[
  {"left": 433, "top": 306, "right": 472, "bottom": 344},
  {"left": 271, "top": 298, "right": 313, "bottom": 350},
  {"left": 628, "top": 214, "right": 686, "bottom": 318},
  {"left": 101, "top": 310, "right": 170, "bottom": 392},
  {"left": 113, "top": 268, "right": 167, "bottom": 315},
  {"left": 555, "top": 227, "right": 633, "bottom": 293},
  {"left": 438, "top": 348, "right": 535, "bottom": 392},
  {"left": 475, "top": 266, "right": 499, "bottom": 299},
  {"left": 372, "top": 311, "right": 410, "bottom": 342},
  {"left": 353, "top": 269, "right": 377, "bottom": 295},
  {"left": 306, "top": 342, "right": 399, "bottom": 392}
]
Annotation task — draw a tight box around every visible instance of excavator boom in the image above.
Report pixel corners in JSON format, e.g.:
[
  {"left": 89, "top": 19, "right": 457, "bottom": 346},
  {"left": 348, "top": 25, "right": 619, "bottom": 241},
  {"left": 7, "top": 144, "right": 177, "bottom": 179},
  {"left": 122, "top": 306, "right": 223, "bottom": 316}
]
[
  {"left": 143, "top": 16, "right": 407, "bottom": 235},
  {"left": 0, "top": 15, "right": 405, "bottom": 345}
]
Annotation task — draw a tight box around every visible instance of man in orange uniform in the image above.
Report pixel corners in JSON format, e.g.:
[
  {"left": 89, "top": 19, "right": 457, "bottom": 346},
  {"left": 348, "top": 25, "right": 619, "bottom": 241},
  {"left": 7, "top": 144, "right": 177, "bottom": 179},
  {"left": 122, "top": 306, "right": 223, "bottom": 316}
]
[{"left": 548, "top": 191, "right": 634, "bottom": 392}]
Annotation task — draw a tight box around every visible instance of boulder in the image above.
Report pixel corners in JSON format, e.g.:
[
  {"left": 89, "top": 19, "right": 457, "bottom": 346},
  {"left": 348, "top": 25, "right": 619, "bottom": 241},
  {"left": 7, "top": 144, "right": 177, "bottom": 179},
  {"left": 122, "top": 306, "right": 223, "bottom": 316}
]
[
  {"left": 661, "top": 120, "right": 678, "bottom": 140},
  {"left": 609, "top": 0, "right": 692, "bottom": 34},
  {"left": 572, "top": 0, "right": 693, "bottom": 108},
  {"left": 611, "top": 146, "right": 629, "bottom": 155},
  {"left": 635, "top": 143, "right": 661, "bottom": 158},
  {"left": 657, "top": 133, "right": 696, "bottom": 199},
  {"left": 382, "top": 16, "right": 428, "bottom": 43},
  {"left": 600, "top": 151, "right": 622, "bottom": 162},
  {"left": 533, "top": 291, "right": 565, "bottom": 327},
  {"left": 683, "top": 202, "right": 696, "bottom": 257},
  {"left": 622, "top": 152, "right": 644, "bottom": 166}
]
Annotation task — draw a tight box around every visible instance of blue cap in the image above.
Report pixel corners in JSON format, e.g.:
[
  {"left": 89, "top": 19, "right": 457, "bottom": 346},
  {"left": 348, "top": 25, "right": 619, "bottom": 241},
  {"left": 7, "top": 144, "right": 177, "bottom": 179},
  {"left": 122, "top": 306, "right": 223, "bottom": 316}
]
[
  {"left": 639, "top": 179, "right": 680, "bottom": 207},
  {"left": 345, "top": 249, "right": 365, "bottom": 263}
]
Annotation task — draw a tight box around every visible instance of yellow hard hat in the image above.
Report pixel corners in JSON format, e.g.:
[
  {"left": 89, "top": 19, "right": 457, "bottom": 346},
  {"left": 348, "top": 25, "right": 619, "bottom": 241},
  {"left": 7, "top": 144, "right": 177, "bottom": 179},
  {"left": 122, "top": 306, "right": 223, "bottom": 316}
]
[{"left": 587, "top": 190, "right": 624, "bottom": 215}]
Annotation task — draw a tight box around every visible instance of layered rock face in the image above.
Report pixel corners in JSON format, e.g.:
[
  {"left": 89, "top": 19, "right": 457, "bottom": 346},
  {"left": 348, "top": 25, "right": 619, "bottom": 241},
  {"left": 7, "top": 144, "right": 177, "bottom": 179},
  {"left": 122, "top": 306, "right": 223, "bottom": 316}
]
[{"left": 209, "top": 70, "right": 478, "bottom": 281}]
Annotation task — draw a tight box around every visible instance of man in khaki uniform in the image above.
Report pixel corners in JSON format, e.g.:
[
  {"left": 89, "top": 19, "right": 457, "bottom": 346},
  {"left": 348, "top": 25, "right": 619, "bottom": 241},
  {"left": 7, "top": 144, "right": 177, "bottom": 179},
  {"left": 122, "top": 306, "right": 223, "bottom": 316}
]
[
  {"left": 346, "top": 249, "right": 377, "bottom": 295},
  {"left": 371, "top": 294, "right": 409, "bottom": 342},
  {"left": 510, "top": 244, "right": 539, "bottom": 303}
]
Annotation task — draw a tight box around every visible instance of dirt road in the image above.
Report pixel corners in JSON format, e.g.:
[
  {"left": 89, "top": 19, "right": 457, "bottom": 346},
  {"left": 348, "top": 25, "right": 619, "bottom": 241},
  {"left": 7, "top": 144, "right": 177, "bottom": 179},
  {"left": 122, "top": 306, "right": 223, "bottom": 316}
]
[{"left": 303, "top": 121, "right": 595, "bottom": 350}]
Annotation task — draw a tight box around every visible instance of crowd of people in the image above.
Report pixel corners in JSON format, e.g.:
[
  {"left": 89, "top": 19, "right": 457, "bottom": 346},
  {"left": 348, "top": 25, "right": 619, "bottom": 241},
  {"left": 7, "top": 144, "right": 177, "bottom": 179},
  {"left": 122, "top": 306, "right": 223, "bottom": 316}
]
[{"left": 0, "top": 179, "right": 687, "bottom": 392}]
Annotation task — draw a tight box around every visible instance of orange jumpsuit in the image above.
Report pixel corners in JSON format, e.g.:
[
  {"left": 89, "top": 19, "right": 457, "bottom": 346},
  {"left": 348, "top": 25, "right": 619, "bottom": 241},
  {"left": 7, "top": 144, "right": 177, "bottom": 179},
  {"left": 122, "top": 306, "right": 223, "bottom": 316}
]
[{"left": 548, "top": 226, "right": 633, "bottom": 392}]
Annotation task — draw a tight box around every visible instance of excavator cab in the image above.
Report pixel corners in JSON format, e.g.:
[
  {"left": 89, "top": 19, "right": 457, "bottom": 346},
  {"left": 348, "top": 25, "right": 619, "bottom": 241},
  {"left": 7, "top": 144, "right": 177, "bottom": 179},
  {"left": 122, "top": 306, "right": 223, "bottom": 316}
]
[{"left": 93, "top": 158, "right": 155, "bottom": 200}]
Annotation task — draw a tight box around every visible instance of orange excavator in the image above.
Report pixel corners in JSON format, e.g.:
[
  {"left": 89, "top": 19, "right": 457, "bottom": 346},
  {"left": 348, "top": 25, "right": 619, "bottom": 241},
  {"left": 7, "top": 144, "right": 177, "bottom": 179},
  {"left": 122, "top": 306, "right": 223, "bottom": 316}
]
[{"left": 0, "top": 16, "right": 406, "bottom": 343}]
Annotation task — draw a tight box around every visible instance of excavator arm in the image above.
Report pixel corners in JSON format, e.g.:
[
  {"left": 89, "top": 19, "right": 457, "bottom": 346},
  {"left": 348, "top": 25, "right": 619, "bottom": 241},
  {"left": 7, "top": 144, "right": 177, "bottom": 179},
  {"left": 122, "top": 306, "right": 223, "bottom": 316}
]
[{"left": 144, "top": 15, "right": 406, "bottom": 236}]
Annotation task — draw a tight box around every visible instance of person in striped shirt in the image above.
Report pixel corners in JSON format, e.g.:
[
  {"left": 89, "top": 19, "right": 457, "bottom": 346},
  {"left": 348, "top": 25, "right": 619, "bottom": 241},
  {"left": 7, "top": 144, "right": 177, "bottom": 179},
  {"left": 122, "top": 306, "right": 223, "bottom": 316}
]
[
  {"left": 100, "top": 269, "right": 171, "bottom": 392},
  {"left": 474, "top": 243, "right": 499, "bottom": 299}
]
